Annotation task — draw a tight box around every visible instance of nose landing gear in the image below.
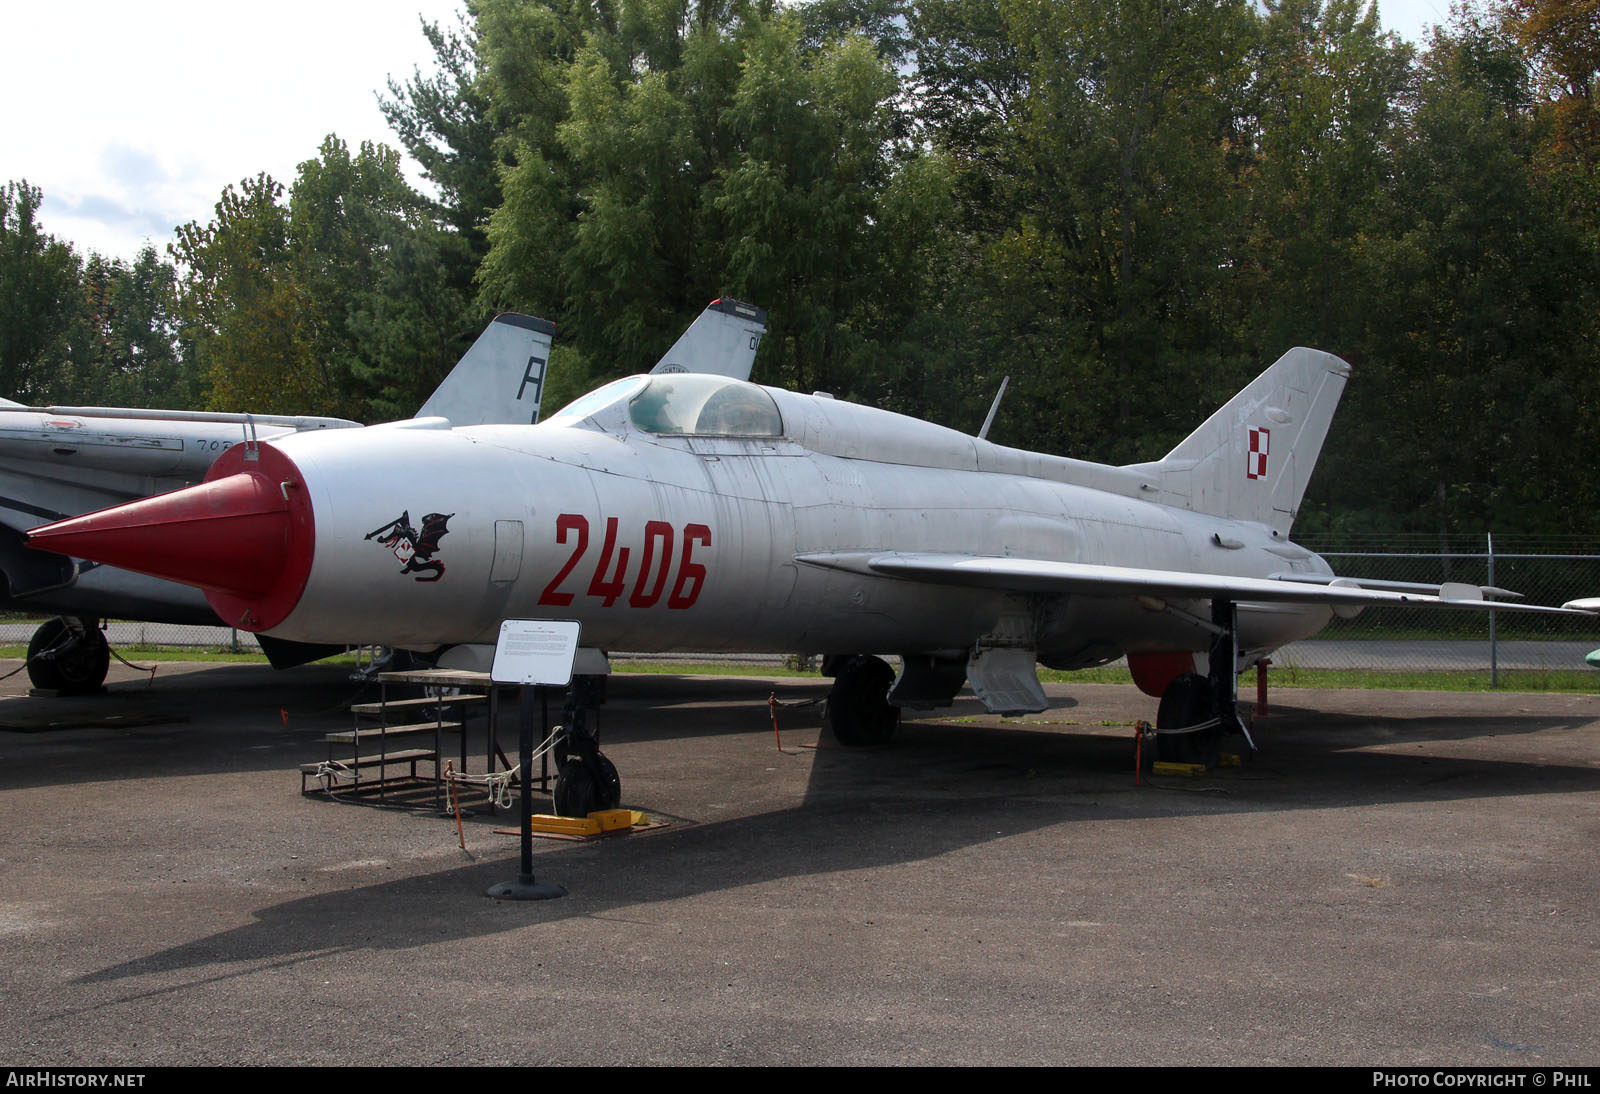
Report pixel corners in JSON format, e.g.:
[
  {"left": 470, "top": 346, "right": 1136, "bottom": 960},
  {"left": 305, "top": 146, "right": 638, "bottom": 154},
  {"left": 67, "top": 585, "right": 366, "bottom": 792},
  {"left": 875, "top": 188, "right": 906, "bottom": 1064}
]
[{"left": 551, "top": 675, "right": 622, "bottom": 817}]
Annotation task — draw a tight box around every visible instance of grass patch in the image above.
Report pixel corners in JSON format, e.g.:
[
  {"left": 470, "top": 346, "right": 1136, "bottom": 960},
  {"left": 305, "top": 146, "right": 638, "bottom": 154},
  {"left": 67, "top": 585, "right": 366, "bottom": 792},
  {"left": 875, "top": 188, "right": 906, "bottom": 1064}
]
[
  {"left": 610, "top": 660, "right": 816, "bottom": 678},
  {"left": 4, "top": 646, "right": 1594, "bottom": 693},
  {"left": 1261, "top": 667, "right": 1600, "bottom": 692},
  {"left": 616, "top": 661, "right": 1600, "bottom": 693},
  {"left": 1038, "top": 666, "right": 1136, "bottom": 686},
  {"left": 0, "top": 644, "right": 351, "bottom": 665}
]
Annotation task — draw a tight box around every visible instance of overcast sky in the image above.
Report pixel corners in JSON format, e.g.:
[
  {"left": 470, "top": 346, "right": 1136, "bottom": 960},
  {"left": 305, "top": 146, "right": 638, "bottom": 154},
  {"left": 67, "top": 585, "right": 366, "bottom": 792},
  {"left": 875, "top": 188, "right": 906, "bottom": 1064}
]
[{"left": 2, "top": 0, "right": 1455, "bottom": 264}]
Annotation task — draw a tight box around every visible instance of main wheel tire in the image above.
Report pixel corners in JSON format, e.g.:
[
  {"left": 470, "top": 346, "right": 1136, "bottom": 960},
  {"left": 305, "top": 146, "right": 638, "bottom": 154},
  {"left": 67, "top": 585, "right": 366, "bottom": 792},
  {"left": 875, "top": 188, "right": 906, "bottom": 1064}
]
[
  {"left": 822, "top": 655, "right": 899, "bottom": 746},
  {"left": 553, "top": 758, "right": 596, "bottom": 818},
  {"left": 592, "top": 751, "right": 621, "bottom": 811},
  {"left": 1155, "top": 672, "right": 1221, "bottom": 767},
  {"left": 552, "top": 751, "right": 622, "bottom": 817},
  {"left": 27, "top": 619, "right": 110, "bottom": 694}
]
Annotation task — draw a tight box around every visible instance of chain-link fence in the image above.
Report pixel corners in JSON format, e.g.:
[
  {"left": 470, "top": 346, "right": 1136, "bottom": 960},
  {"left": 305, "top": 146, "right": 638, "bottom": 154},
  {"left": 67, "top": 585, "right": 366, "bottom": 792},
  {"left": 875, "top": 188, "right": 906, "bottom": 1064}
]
[
  {"left": 0, "top": 618, "right": 259, "bottom": 653},
  {"left": 1273, "top": 534, "right": 1600, "bottom": 685}
]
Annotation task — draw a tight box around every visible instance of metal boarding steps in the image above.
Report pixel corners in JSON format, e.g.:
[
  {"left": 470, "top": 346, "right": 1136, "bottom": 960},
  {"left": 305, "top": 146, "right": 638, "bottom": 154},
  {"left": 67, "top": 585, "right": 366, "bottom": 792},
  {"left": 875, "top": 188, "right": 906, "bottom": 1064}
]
[{"left": 300, "top": 690, "right": 486, "bottom": 800}]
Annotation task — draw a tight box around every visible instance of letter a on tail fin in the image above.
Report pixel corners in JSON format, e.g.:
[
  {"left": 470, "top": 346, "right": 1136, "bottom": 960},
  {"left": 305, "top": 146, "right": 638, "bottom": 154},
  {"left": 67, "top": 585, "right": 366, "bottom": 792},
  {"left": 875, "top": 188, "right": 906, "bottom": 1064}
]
[
  {"left": 1125, "top": 347, "right": 1351, "bottom": 536},
  {"left": 416, "top": 313, "right": 557, "bottom": 426},
  {"left": 651, "top": 299, "right": 768, "bottom": 380}
]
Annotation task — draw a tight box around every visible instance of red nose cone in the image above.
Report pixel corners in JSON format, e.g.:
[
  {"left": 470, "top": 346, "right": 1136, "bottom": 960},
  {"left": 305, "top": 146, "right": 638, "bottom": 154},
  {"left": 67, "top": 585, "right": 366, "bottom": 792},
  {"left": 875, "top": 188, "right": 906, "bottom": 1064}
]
[
  {"left": 30, "top": 472, "right": 288, "bottom": 595},
  {"left": 26, "top": 442, "right": 315, "bottom": 631}
]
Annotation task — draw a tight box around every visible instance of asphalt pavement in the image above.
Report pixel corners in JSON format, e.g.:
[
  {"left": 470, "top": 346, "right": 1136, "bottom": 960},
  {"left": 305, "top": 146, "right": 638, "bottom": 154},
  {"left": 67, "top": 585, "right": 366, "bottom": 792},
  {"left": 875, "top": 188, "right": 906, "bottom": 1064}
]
[{"left": 0, "top": 659, "right": 1596, "bottom": 1065}]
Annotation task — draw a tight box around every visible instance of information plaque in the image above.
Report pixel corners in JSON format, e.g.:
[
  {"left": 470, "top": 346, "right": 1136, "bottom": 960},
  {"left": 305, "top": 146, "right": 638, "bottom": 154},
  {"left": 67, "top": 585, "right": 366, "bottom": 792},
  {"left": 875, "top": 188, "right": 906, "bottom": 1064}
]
[{"left": 490, "top": 619, "right": 581, "bottom": 687}]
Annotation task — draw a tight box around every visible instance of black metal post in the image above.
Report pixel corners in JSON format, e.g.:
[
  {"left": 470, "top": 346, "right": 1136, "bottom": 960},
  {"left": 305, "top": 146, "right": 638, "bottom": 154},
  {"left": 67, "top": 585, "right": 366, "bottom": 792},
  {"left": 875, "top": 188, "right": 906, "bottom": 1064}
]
[{"left": 486, "top": 684, "right": 566, "bottom": 900}]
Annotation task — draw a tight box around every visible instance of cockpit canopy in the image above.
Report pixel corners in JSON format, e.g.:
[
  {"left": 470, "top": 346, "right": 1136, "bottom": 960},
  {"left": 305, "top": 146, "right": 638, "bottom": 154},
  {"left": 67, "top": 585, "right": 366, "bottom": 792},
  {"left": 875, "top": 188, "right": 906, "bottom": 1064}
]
[
  {"left": 545, "top": 374, "right": 784, "bottom": 438},
  {"left": 628, "top": 374, "right": 783, "bottom": 437}
]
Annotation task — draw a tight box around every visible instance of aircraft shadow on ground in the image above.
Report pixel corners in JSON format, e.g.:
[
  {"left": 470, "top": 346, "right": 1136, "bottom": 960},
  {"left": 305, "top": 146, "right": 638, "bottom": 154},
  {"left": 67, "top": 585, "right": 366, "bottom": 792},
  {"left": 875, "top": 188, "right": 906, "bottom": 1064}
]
[
  {"left": 852, "top": 710, "right": 1600, "bottom": 809},
  {"left": 1249, "top": 700, "right": 1596, "bottom": 749},
  {"left": 13, "top": 664, "right": 1572, "bottom": 792},
  {"left": 0, "top": 666, "right": 379, "bottom": 791},
  {"left": 75, "top": 700, "right": 1600, "bottom": 989},
  {"left": 0, "top": 668, "right": 839, "bottom": 789}
]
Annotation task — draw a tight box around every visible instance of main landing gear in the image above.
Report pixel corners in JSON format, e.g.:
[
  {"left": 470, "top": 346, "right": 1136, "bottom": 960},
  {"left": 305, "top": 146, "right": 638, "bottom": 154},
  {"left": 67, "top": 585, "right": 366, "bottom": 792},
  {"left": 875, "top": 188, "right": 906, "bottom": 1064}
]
[
  {"left": 821, "top": 654, "right": 900, "bottom": 746},
  {"left": 1155, "top": 673, "right": 1223, "bottom": 766},
  {"left": 1153, "top": 599, "right": 1255, "bottom": 766},
  {"left": 552, "top": 675, "right": 622, "bottom": 817},
  {"left": 27, "top": 617, "right": 110, "bottom": 694}
]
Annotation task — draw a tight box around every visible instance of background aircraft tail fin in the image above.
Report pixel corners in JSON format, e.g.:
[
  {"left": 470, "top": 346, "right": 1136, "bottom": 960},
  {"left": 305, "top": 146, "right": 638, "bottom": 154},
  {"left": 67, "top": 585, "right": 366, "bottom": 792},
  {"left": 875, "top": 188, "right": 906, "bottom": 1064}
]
[
  {"left": 415, "top": 313, "right": 556, "bottom": 426},
  {"left": 1126, "top": 347, "right": 1350, "bottom": 536},
  {"left": 651, "top": 299, "right": 768, "bottom": 380}
]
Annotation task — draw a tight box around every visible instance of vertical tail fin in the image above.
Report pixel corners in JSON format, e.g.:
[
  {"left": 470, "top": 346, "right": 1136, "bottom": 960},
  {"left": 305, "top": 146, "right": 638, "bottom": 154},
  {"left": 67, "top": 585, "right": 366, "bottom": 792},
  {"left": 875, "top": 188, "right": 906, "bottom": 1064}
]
[
  {"left": 651, "top": 299, "right": 768, "bottom": 380},
  {"left": 416, "top": 313, "right": 556, "bottom": 426},
  {"left": 1126, "top": 347, "right": 1351, "bottom": 535}
]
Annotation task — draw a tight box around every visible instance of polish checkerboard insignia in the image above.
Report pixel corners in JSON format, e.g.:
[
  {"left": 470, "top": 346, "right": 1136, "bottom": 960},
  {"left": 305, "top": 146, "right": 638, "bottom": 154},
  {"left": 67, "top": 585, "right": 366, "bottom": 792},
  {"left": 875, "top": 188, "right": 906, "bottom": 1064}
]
[{"left": 1247, "top": 427, "right": 1270, "bottom": 480}]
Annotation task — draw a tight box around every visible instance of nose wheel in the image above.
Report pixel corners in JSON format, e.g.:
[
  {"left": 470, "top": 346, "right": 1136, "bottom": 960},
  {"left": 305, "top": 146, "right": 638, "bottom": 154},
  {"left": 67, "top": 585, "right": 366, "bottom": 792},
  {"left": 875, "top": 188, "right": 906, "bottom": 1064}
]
[
  {"left": 551, "top": 675, "right": 621, "bottom": 817},
  {"left": 553, "top": 752, "right": 621, "bottom": 818}
]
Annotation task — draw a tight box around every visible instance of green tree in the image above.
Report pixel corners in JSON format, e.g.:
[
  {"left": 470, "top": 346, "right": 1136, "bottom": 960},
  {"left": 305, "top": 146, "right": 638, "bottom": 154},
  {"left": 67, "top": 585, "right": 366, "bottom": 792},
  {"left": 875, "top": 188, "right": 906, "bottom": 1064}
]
[
  {"left": 54, "top": 247, "right": 186, "bottom": 408},
  {"left": 382, "top": 14, "right": 505, "bottom": 251},
  {"left": 170, "top": 173, "right": 318, "bottom": 413},
  {"left": 172, "top": 138, "right": 482, "bottom": 421},
  {"left": 908, "top": 0, "right": 1030, "bottom": 237},
  {"left": 1243, "top": 0, "right": 1414, "bottom": 357},
  {"left": 715, "top": 17, "right": 915, "bottom": 394},
  {"left": 289, "top": 136, "right": 451, "bottom": 418},
  {"left": 475, "top": 0, "right": 954, "bottom": 404},
  {"left": 476, "top": 0, "right": 753, "bottom": 373},
  {"left": 1307, "top": 15, "right": 1600, "bottom": 534},
  {"left": 348, "top": 217, "right": 482, "bottom": 422},
  {"left": 911, "top": 0, "right": 1262, "bottom": 461},
  {"left": 0, "top": 181, "right": 83, "bottom": 402},
  {"left": 380, "top": 12, "right": 505, "bottom": 364},
  {"left": 1509, "top": 0, "right": 1600, "bottom": 246}
]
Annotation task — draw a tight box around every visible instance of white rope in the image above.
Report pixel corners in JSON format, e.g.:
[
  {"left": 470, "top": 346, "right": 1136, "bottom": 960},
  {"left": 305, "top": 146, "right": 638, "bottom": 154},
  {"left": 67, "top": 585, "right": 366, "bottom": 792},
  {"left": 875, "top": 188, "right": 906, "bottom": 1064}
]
[
  {"left": 1152, "top": 716, "right": 1224, "bottom": 737},
  {"left": 309, "top": 760, "right": 357, "bottom": 791},
  {"left": 445, "top": 727, "right": 564, "bottom": 809},
  {"left": 446, "top": 766, "right": 520, "bottom": 810}
]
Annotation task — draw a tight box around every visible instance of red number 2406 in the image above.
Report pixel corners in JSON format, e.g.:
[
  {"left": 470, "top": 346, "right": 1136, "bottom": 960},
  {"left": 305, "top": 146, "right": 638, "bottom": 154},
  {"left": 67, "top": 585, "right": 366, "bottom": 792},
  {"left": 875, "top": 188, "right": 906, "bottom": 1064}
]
[{"left": 537, "top": 514, "right": 711, "bottom": 610}]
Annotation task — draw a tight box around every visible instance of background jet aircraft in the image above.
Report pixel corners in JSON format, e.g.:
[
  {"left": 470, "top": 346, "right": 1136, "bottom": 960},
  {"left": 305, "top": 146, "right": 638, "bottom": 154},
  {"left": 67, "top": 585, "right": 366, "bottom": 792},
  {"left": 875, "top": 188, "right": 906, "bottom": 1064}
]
[
  {"left": 650, "top": 298, "right": 766, "bottom": 378},
  {"left": 29, "top": 343, "right": 1592, "bottom": 811},
  {"left": 0, "top": 312, "right": 553, "bottom": 689},
  {"left": 3, "top": 300, "right": 766, "bottom": 692}
]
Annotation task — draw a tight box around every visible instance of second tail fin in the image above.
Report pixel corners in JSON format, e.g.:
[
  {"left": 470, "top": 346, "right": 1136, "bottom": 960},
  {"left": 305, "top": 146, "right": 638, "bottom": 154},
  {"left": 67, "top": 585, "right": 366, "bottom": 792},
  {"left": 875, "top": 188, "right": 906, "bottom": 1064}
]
[
  {"left": 651, "top": 299, "right": 768, "bottom": 380},
  {"left": 416, "top": 313, "right": 557, "bottom": 426}
]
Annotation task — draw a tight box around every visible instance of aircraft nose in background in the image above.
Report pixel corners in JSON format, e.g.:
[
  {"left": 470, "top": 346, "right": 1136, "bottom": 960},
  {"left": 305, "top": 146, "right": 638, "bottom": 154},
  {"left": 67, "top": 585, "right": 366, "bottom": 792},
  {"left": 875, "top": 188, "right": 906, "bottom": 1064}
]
[{"left": 25, "top": 443, "right": 317, "bottom": 631}]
